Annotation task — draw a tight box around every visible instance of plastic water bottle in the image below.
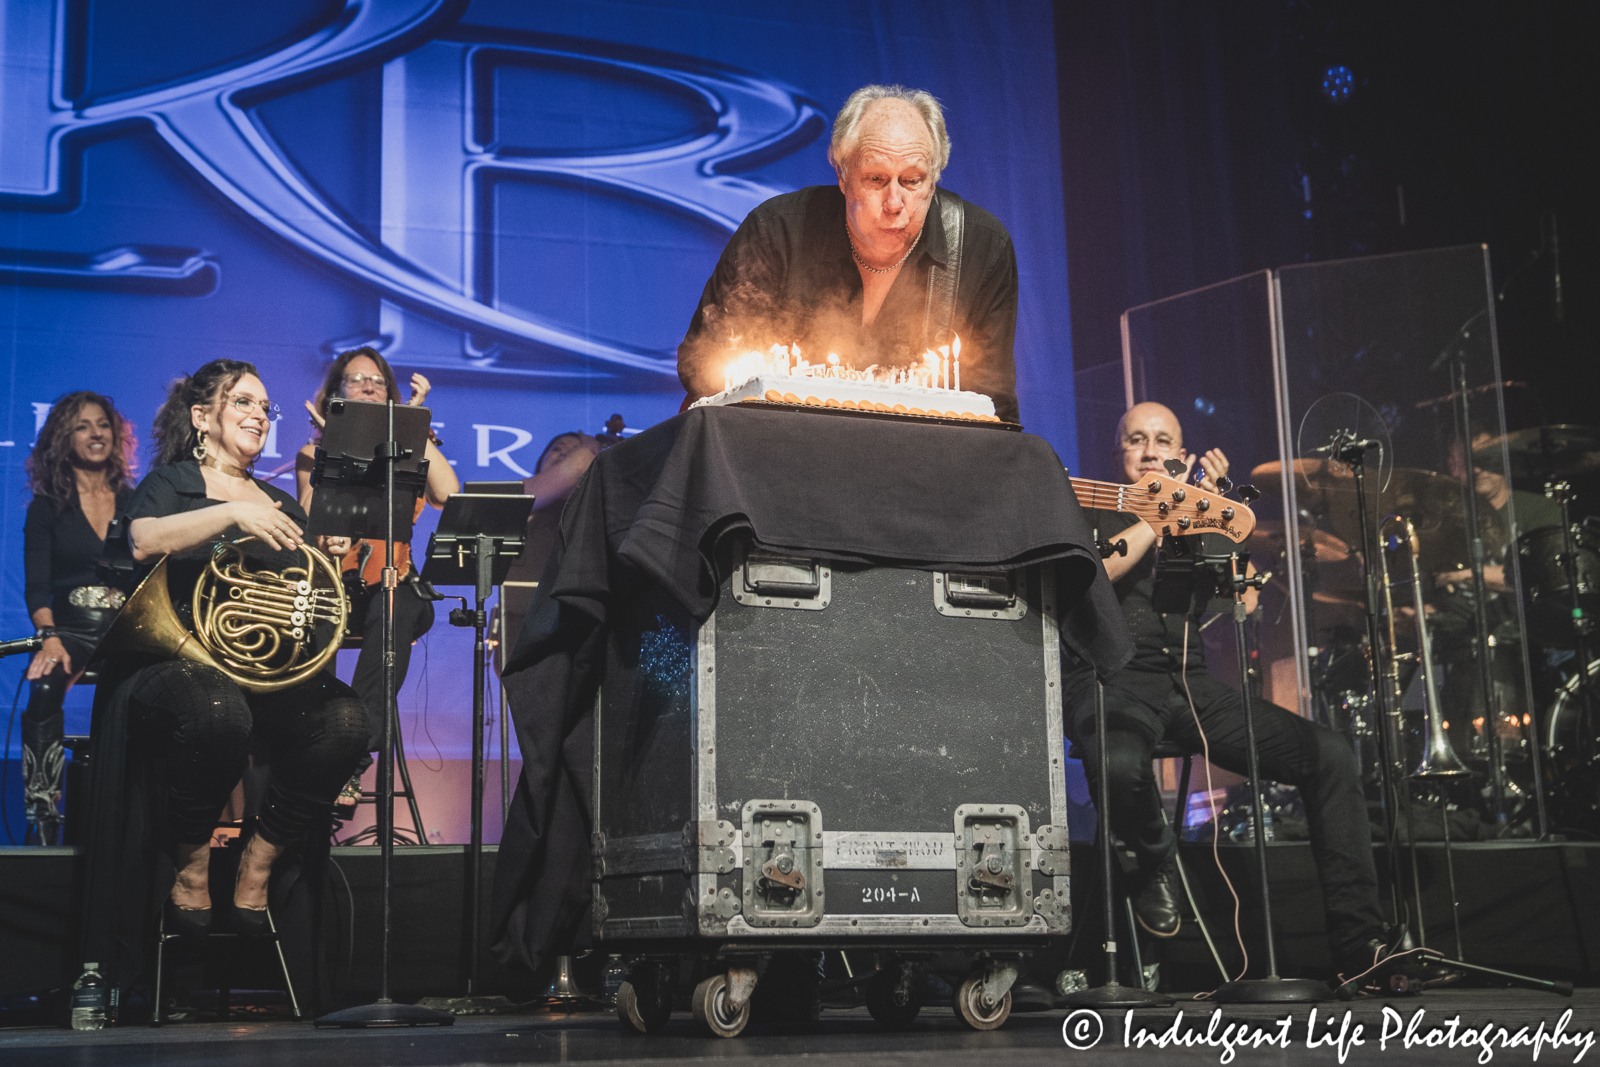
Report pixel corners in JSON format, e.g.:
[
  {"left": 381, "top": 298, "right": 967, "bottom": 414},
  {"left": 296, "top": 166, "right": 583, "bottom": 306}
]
[{"left": 69, "top": 964, "right": 107, "bottom": 1031}]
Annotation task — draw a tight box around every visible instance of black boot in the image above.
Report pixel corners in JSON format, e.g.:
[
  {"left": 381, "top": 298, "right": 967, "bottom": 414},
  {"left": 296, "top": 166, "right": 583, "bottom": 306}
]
[
  {"left": 1332, "top": 928, "right": 1438, "bottom": 998},
  {"left": 1130, "top": 854, "right": 1181, "bottom": 937}
]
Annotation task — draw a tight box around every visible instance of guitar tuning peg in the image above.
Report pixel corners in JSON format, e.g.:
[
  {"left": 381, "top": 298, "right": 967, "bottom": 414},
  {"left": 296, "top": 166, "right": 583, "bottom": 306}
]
[
  {"left": 1163, "top": 458, "right": 1187, "bottom": 478},
  {"left": 1239, "top": 484, "right": 1261, "bottom": 504}
]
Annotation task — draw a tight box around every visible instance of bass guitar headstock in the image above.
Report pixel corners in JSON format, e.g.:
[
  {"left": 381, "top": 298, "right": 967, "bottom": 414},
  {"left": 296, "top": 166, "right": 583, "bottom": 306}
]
[{"left": 1135, "top": 473, "right": 1256, "bottom": 543}]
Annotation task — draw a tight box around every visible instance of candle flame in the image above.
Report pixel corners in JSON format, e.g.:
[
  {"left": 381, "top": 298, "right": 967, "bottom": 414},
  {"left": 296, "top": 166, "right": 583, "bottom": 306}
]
[
  {"left": 828, "top": 353, "right": 840, "bottom": 365},
  {"left": 952, "top": 334, "right": 961, "bottom": 358}
]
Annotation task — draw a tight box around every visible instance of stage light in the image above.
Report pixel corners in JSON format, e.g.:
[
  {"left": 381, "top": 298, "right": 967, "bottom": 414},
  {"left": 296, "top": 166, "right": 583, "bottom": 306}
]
[
  {"left": 1322, "top": 65, "right": 1354, "bottom": 102},
  {"left": 1193, "top": 397, "right": 1216, "bottom": 416}
]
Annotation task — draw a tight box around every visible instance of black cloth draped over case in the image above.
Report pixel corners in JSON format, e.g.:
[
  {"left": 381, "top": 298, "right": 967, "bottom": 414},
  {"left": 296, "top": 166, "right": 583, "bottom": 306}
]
[{"left": 489, "top": 404, "right": 1132, "bottom": 980}]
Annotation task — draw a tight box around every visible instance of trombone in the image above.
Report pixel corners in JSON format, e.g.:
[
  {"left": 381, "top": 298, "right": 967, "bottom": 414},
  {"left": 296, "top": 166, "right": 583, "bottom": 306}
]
[{"left": 1378, "top": 514, "right": 1469, "bottom": 780}]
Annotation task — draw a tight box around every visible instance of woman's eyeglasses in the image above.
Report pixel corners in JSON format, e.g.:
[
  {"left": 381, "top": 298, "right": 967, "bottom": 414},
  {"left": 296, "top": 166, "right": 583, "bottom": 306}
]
[
  {"left": 342, "top": 373, "right": 387, "bottom": 390},
  {"left": 227, "top": 395, "right": 282, "bottom": 421}
]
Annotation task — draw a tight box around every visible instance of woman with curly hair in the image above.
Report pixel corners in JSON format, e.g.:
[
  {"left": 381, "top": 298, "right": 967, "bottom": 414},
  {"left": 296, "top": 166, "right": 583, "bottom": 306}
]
[
  {"left": 118, "top": 359, "right": 368, "bottom": 935},
  {"left": 20, "top": 391, "right": 138, "bottom": 844},
  {"left": 296, "top": 347, "right": 458, "bottom": 810}
]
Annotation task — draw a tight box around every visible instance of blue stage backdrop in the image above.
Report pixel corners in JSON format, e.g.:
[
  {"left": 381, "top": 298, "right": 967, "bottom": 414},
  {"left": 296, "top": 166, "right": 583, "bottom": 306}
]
[{"left": 0, "top": 0, "right": 1074, "bottom": 831}]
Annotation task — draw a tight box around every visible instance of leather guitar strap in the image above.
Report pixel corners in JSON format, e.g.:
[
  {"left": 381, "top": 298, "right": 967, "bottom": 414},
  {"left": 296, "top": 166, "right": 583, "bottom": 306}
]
[{"left": 924, "top": 188, "right": 965, "bottom": 346}]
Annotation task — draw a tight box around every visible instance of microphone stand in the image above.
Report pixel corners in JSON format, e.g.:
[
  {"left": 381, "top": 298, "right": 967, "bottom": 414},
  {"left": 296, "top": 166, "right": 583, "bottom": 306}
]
[
  {"left": 315, "top": 400, "right": 453, "bottom": 1028},
  {"left": 1212, "top": 553, "right": 1326, "bottom": 1003},
  {"left": 1331, "top": 432, "right": 1413, "bottom": 942}
]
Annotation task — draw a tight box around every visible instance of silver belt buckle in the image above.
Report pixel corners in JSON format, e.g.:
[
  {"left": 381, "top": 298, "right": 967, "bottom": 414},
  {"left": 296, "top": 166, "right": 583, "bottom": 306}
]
[{"left": 68, "top": 585, "right": 126, "bottom": 610}]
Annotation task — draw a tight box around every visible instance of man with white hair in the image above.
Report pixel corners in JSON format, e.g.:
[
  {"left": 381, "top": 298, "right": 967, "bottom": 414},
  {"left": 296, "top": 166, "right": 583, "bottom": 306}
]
[{"left": 678, "top": 85, "right": 1020, "bottom": 422}]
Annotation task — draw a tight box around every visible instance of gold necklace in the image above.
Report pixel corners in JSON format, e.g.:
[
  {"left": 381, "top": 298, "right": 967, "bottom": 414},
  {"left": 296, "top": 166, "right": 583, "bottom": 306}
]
[
  {"left": 847, "top": 223, "right": 921, "bottom": 274},
  {"left": 200, "top": 455, "right": 253, "bottom": 480}
]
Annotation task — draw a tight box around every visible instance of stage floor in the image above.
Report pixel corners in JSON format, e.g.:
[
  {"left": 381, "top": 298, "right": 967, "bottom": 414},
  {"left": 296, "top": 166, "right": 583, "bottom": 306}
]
[{"left": 2, "top": 989, "right": 1594, "bottom": 1066}]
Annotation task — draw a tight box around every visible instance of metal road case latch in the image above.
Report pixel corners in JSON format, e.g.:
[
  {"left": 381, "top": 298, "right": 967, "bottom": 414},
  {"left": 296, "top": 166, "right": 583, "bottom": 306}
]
[
  {"left": 741, "top": 800, "right": 825, "bottom": 927},
  {"left": 954, "top": 804, "right": 1032, "bottom": 927},
  {"left": 934, "top": 572, "right": 1028, "bottom": 620},
  {"left": 683, "top": 820, "right": 740, "bottom": 874},
  {"left": 760, "top": 842, "right": 806, "bottom": 891},
  {"left": 731, "top": 544, "right": 831, "bottom": 611},
  {"left": 971, "top": 841, "right": 1013, "bottom": 891}
]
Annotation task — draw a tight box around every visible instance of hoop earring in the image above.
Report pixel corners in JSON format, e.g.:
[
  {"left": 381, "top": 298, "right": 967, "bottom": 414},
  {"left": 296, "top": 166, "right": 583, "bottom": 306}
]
[{"left": 193, "top": 430, "right": 208, "bottom": 461}]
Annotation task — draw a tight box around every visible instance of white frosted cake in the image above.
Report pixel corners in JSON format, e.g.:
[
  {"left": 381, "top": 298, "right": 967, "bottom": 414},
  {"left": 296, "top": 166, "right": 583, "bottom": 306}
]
[
  {"left": 692, "top": 375, "right": 999, "bottom": 421},
  {"left": 689, "top": 343, "right": 1000, "bottom": 422}
]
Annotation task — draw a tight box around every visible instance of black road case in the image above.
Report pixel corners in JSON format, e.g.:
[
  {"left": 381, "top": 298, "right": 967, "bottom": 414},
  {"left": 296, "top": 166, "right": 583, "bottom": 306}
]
[{"left": 592, "top": 538, "right": 1072, "bottom": 1035}]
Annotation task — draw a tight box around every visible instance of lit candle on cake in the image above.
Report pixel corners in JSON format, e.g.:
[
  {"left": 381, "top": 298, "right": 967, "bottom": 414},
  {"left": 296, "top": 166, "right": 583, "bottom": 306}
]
[{"left": 953, "top": 335, "right": 962, "bottom": 391}]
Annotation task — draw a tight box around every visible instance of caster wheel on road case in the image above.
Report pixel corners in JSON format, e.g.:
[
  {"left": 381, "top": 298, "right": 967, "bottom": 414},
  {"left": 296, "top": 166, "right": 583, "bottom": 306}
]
[
  {"left": 865, "top": 971, "right": 922, "bottom": 1029},
  {"left": 953, "top": 973, "right": 1011, "bottom": 1031},
  {"left": 692, "top": 974, "right": 751, "bottom": 1038},
  {"left": 616, "top": 978, "right": 672, "bottom": 1034}
]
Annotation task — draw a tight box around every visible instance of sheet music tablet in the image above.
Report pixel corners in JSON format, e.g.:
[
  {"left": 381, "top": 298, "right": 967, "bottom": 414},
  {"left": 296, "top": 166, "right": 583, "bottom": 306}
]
[{"left": 306, "top": 398, "right": 432, "bottom": 540}]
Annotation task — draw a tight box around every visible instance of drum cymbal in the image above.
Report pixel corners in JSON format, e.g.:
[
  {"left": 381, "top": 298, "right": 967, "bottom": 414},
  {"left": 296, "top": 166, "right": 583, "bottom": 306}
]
[
  {"left": 1249, "top": 520, "right": 1351, "bottom": 564},
  {"left": 1472, "top": 424, "right": 1600, "bottom": 482},
  {"left": 1250, "top": 461, "right": 1465, "bottom": 545}
]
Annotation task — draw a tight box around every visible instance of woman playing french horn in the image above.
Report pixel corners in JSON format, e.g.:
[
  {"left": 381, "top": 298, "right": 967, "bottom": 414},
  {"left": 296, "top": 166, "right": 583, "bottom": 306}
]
[{"left": 122, "top": 359, "right": 368, "bottom": 937}]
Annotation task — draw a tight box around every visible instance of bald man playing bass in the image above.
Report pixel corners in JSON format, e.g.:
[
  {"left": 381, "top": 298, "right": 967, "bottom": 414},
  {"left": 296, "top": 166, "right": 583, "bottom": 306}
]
[{"left": 1067, "top": 402, "right": 1392, "bottom": 988}]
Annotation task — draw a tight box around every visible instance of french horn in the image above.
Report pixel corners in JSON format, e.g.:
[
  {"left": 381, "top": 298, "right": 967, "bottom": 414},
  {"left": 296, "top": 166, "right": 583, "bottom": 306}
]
[{"left": 96, "top": 538, "right": 348, "bottom": 693}]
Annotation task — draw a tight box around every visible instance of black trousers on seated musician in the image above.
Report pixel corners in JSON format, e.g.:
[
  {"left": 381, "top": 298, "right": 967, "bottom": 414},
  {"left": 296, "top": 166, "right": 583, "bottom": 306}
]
[
  {"left": 126, "top": 659, "right": 369, "bottom": 846},
  {"left": 1067, "top": 506, "right": 1387, "bottom": 966},
  {"left": 1064, "top": 664, "right": 1386, "bottom": 960}
]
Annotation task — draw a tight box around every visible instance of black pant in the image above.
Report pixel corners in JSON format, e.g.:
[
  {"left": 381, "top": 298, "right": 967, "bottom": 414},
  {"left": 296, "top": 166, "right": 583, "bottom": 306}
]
[
  {"left": 1066, "top": 666, "right": 1385, "bottom": 959},
  {"left": 127, "top": 660, "right": 369, "bottom": 846},
  {"left": 347, "top": 581, "right": 436, "bottom": 753},
  {"left": 21, "top": 600, "right": 116, "bottom": 844}
]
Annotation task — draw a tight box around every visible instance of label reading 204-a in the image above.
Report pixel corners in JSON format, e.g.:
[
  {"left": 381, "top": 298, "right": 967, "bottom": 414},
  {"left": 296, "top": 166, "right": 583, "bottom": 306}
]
[
  {"left": 829, "top": 871, "right": 953, "bottom": 914},
  {"left": 861, "top": 885, "right": 921, "bottom": 905}
]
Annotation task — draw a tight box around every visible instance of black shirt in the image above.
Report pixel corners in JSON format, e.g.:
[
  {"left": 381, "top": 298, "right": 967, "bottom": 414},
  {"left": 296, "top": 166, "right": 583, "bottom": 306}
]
[
  {"left": 1085, "top": 508, "right": 1208, "bottom": 675},
  {"left": 126, "top": 460, "right": 307, "bottom": 625},
  {"left": 23, "top": 486, "right": 136, "bottom": 613},
  {"left": 677, "top": 185, "right": 1021, "bottom": 423}
]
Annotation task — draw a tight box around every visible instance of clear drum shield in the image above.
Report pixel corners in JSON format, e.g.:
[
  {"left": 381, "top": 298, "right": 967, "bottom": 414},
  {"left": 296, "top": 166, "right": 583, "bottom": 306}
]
[{"left": 1123, "top": 247, "right": 1540, "bottom": 828}]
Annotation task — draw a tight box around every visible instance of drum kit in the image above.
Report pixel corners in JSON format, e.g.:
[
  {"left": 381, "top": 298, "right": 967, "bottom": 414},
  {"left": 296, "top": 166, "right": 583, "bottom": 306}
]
[{"left": 1246, "top": 425, "right": 1600, "bottom": 838}]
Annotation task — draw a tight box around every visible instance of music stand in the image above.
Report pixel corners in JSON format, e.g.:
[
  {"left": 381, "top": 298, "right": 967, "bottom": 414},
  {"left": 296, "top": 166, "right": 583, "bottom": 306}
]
[
  {"left": 419, "top": 492, "right": 532, "bottom": 1006},
  {"left": 311, "top": 399, "right": 453, "bottom": 1029},
  {"left": 305, "top": 399, "right": 430, "bottom": 540}
]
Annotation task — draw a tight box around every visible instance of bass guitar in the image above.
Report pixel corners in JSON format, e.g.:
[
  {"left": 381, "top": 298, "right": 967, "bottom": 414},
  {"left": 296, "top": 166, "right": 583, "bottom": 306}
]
[{"left": 1068, "top": 472, "right": 1256, "bottom": 543}]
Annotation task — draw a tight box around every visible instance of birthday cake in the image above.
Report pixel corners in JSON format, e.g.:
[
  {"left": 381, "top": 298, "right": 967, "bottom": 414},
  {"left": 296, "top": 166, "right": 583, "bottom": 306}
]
[{"left": 689, "top": 343, "right": 1000, "bottom": 422}]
